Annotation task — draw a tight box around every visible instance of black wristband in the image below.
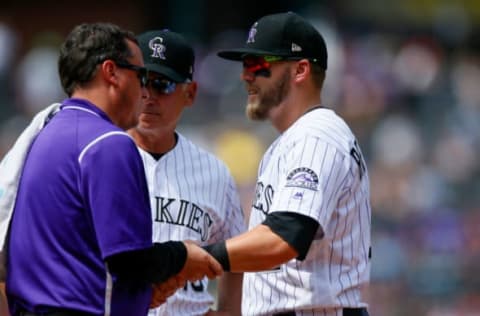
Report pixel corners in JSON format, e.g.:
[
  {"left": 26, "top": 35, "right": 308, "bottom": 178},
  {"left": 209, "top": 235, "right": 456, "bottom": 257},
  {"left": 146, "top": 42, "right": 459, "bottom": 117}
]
[{"left": 202, "top": 241, "right": 230, "bottom": 271}]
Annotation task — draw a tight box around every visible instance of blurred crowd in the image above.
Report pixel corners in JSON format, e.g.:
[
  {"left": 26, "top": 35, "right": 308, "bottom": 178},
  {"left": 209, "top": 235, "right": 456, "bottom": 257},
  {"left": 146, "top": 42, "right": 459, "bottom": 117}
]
[{"left": 1, "top": 1, "right": 479, "bottom": 315}]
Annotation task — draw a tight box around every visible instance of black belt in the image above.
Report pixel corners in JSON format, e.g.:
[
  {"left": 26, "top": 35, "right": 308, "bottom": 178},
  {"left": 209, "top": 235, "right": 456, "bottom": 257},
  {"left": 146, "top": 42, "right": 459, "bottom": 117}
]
[
  {"left": 344, "top": 308, "right": 370, "bottom": 316},
  {"left": 273, "top": 307, "right": 369, "bottom": 316}
]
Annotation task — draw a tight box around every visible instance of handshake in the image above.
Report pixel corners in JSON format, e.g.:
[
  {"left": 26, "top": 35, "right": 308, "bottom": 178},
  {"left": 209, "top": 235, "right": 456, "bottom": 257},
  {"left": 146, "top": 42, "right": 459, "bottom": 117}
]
[{"left": 150, "top": 240, "right": 224, "bottom": 308}]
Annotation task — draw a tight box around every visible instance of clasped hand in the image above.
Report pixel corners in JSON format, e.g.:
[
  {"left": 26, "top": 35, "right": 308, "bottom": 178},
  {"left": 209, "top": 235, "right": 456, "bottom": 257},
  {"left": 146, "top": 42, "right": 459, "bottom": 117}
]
[{"left": 150, "top": 240, "right": 223, "bottom": 308}]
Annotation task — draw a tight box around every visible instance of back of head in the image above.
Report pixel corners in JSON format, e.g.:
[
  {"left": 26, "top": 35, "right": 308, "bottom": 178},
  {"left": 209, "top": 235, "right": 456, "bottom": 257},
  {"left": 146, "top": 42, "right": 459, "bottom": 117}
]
[
  {"left": 136, "top": 29, "right": 194, "bottom": 83},
  {"left": 217, "top": 11, "right": 327, "bottom": 70},
  {"left": 58, "top": 22, "right": 137, "bottom": 96}
]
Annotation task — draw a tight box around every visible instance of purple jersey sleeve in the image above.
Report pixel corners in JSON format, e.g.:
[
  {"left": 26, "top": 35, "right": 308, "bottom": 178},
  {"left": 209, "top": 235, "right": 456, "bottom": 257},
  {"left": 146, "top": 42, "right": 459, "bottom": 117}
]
[{"left": 79, "top": 133, "right": 152, "bottom": 259}]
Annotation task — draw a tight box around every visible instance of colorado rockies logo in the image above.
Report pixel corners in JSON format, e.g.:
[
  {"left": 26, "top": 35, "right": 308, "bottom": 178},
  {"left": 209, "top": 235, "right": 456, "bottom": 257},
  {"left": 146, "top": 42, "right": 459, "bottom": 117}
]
[
  {"left": 246, "top": 22, "right": 258, "bottom": 43},
  {"left": 148, "top": 37, "right": 166, "bottom": 59},
  {"left": 286, "top": 167, "right": 319, "bottom": 190}
]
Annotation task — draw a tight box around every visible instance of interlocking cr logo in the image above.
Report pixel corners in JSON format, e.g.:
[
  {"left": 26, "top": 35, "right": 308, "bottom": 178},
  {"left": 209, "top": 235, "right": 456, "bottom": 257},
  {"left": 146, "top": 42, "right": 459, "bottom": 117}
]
[{"left": 149, "top": 37, "right": 166, "bottom": 59}]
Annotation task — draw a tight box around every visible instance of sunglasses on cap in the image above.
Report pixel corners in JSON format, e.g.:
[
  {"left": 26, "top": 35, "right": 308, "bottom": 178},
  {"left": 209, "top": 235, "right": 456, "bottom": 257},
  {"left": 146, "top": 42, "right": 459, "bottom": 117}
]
[{"left": 115, "top": 61, "right": 149, "bottom": 87}]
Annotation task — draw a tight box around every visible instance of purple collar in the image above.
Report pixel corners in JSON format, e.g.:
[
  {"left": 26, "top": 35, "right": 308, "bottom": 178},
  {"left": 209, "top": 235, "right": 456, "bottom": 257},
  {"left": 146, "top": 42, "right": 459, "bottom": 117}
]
[{"left": 61, "top": 98, "right": 113, "bottom": 123}]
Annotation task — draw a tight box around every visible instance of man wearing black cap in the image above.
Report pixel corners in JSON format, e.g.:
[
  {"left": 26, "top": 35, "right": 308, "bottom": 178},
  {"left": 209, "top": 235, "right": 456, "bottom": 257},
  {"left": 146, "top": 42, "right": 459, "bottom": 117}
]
[
  {"left": 203, "top": 12, "right": 372, "bottom": 315},
  {"left": 129, "top": 30, "right": 245, "bottom": 316}
]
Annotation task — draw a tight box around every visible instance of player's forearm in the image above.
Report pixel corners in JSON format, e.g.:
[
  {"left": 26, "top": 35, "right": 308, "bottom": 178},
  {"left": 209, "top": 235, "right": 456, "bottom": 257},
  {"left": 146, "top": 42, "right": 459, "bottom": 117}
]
[
  {"left": 225, "top": 224, "right": 297, "bottom": 272},
  {"left": 203, "top": 213, "right": 319, "bottom": 272},
  {"left": 107, "top": 241, "right": 187, "bottom": 286}
]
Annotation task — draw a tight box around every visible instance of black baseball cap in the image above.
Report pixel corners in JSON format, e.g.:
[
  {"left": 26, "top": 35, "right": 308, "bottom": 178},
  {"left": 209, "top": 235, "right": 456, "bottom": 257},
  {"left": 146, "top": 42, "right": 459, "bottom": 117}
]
[
  {"left": 217, "top": 12, "right": 327, "bottom": 70},
  {"left": 137, "top": 30, "right": 194, "bottom": 83}
]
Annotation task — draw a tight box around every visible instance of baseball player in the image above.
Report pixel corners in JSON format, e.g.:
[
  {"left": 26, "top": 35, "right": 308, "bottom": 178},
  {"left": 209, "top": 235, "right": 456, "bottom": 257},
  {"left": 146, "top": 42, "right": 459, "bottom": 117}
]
[
  {"left": 130, "top": 30, "right": 245, "bottom": 316},
  {"left": 203, "top": 12, "right": 372, "bottom": 315}
]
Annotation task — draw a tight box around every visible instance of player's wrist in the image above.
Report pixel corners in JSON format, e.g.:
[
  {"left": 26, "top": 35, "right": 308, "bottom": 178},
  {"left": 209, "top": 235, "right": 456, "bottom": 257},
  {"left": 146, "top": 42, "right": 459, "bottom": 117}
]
[{"left": 202, "top": 241, "right": 230, "bottom": 271}]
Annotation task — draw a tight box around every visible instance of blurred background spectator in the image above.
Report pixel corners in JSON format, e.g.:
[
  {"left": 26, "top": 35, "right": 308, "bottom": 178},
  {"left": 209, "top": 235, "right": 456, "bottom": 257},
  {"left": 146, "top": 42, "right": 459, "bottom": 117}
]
[{"left": 1, "top": 1, "right": 479, "bottom": 315}]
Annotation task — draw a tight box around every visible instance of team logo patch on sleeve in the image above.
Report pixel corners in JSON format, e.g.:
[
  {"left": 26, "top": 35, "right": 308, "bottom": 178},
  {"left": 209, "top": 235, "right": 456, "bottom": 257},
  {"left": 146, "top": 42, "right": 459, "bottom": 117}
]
[{"left": 285, "top": 167, "right": 319, "bottom": 190}]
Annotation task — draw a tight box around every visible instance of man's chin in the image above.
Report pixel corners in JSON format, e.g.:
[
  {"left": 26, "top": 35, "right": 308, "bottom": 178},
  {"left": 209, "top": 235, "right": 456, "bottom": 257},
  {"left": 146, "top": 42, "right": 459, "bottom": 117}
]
[{"left": 246, "top": 101, "right": 270, "bottom": 121}]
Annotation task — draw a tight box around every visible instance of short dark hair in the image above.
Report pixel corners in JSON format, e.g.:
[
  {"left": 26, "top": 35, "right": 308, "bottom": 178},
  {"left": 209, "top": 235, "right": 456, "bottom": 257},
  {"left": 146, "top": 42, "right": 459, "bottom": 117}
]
[
  {"left": 310, "top": 62, "right": 326, "bottom": 90},
  {"left": 58, "top": 22, "right": 138, "bottom": 96}
]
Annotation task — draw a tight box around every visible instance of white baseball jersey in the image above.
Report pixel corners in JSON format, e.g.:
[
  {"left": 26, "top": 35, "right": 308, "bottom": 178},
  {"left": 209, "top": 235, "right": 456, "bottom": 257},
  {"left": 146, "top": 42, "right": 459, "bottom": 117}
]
[
  {"left": 242, "top": 108, "right": 371, "bottom": 316},
  {"left": 138, "top": 132, "right": 245, "bottom": 316}
]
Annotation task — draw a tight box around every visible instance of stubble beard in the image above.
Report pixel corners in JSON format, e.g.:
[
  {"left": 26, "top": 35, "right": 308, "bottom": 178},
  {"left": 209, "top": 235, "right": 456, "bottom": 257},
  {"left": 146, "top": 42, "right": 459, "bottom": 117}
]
[
  {"left": 123, "top": 102, "right": 141, "bottom": 131},
  {"left": 246, "top": 68, "right": 290, "bottom": 121}
]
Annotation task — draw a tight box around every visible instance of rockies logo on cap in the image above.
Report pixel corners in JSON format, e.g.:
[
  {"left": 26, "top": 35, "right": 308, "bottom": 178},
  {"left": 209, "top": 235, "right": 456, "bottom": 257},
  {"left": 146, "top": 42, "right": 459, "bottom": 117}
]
[
  {"left": 217, "top": 12, "right": 328, "bottom": 70},
  {"left": 148, "top": 37, "right": 166, "bottom": 60},
  {"left": 246, "top": 22, "right": 258, "bottom": 44}
]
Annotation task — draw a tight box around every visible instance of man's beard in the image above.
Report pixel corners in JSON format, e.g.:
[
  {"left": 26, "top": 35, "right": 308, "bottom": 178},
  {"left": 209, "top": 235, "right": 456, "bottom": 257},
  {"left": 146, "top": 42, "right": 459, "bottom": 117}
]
[{"left": 246, "top": 68, "right": 290, "bottom": 121}]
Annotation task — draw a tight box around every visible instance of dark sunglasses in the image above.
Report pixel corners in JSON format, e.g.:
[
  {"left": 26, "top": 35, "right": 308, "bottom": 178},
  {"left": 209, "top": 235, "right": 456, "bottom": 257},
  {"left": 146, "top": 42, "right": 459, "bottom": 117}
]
[
  {"left": 146, "top": 77, "right": 178, "bottom": 95},
  {"left": 242, "top": 55, "right": 285, "bottom": 77},
  {"left": 115, "top": 61, "right": 149, "bottom": 87}
]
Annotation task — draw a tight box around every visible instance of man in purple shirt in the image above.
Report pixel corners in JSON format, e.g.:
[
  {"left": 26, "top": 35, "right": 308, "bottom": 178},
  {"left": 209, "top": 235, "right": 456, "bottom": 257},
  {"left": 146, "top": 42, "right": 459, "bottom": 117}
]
[{"left": 5, "top": 23, "right": 221, "bottom": 316}]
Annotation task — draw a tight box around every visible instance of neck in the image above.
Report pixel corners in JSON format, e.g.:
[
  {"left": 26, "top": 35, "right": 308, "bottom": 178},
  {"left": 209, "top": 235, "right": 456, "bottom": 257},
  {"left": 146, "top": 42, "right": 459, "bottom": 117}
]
[
  {"left": 71, "top": 85, "right": 123, "bottom": 127},
  {"left": 269, "top": 90, "right": 321, "bottom": 133},
  {"left": 128, "top": 127, "right": 176, "bottom": 154}
]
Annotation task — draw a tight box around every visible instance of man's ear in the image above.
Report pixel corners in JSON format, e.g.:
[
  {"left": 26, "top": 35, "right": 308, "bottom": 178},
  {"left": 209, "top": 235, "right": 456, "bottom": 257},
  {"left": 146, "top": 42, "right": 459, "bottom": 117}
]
[
  {"left": 293, "top": 59, "right": 310, "bottom": 83},
  {"left": 100, "top": 60, "right": 119, "bottom": 86},
  {"left": 184, "top": 81, "right": 198, "bottom": 106}
]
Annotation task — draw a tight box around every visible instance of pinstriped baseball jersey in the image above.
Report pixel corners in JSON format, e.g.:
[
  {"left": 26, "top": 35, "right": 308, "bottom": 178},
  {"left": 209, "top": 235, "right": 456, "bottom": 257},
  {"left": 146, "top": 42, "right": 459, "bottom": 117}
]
[
  {"left": 243, "top": 108, "right": 371, "bottom": 316},
  {"left": 140, "top": 133, "right": 245, "bottom": 316}
]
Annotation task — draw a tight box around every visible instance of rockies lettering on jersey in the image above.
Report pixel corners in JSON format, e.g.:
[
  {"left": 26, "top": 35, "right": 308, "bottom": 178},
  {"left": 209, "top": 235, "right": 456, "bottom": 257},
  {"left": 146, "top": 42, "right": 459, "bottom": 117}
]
[
  {"left": 140, "top": 133, "right": 245, "bottom": 316},
  {"left": 242, "top": 108, "right": 371, "bottom": 315},
  {"left": 153, "top": 197, "right": 213, "bottom": 242},
  {"left": 252, "top": 182, "right": 274, "bottom": 215}
]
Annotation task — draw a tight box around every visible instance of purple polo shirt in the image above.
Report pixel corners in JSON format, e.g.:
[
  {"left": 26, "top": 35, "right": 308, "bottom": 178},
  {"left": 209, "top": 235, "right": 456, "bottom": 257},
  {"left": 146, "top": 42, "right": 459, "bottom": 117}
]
[{"left": 7, "top": 98, "right": 153, "bottom": 316}]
